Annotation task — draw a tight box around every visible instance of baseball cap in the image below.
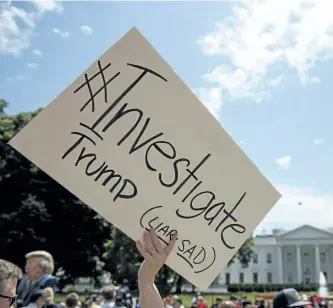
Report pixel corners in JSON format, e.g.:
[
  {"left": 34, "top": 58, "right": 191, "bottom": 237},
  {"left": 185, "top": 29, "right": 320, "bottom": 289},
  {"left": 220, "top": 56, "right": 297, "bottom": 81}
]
[{"left": 273, "top": 289, "right": 311, "bottom": 308}]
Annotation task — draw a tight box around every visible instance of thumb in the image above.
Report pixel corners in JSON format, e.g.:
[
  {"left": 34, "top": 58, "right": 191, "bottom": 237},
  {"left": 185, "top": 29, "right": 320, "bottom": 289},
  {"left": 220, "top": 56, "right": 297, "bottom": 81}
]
[{"left": 164, "top": 233, "right": 177, "bottom": 256}]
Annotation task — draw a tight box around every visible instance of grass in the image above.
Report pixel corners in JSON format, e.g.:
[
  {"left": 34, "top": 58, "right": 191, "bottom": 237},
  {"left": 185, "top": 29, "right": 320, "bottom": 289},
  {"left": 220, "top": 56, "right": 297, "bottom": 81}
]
[
  {"left": 55, "top": 293, "right": 268, "bottom": 307},
  {"left": 55, "top": 292, "right": 333, "bottom": 308}
]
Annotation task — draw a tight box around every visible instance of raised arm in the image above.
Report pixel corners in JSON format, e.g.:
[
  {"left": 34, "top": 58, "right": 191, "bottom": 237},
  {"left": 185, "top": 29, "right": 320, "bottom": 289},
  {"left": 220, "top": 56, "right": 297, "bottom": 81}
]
[{"left": 136, "top": 229, "right": 177, "bottom": 308}]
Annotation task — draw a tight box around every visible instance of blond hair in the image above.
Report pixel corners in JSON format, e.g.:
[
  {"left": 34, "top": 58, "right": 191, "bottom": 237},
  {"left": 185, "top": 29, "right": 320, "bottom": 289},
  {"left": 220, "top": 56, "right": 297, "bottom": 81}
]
[
  {"left": 25, "top": 251, "right": 54, "bottom": 274},
  {"left": 44, "top": 287, "right": 54, "bottom": 302}
]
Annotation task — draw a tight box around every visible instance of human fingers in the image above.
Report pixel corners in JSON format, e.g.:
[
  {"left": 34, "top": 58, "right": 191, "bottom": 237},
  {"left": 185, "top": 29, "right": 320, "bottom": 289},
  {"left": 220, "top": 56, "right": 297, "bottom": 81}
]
[
  {"left": 149, "top": 228, "right": 163, "bottom": 254},
  {"left": 143, "top": 230, "right": 157, "bottom": 255},
  {"left": 136, "top": 240, "right": 154, "bottom": 262},
  {"left": 164, "top": 232, "right": 177, "bottom": 255}
]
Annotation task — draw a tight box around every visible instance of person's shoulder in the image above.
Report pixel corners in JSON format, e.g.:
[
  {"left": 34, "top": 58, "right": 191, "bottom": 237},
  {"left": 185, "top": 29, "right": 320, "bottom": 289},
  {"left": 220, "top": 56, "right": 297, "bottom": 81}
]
[{"left": 102, "top": 302, "right": 115, "bottom": 308}]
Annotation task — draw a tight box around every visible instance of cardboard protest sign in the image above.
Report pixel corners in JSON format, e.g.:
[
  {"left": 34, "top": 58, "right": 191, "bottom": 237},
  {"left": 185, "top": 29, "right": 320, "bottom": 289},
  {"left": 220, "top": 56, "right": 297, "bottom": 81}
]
[{"left": 8, "top": 27, "right": 281, "bottom": 289}]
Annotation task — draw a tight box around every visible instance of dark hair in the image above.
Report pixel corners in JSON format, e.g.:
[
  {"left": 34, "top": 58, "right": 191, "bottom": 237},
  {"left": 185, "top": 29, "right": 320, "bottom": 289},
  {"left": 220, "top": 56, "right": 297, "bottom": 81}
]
[
  {"left": 102, "top": 285, "right": 115, "bottom": 300},
  {"left": 0, "top": 259, "right": 22, "bottom": 292},
  {"left": 66, "top": 293, "right": 79, "bottom": 308}
]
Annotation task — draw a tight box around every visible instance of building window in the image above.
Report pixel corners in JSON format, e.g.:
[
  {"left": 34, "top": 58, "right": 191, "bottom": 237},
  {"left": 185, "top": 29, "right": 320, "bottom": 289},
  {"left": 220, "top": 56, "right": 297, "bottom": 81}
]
[
  {"left": 287, "top": 252, "right": 292, "bottom": 263},
  {"left": 253, "top": 253, "right": 258, "bottom": 264},
  {"left": 267, "top": 253, "right": 272, "bottom": 264},
  {"left": 253, "top": 272, "right": 258, "bottom": 283},
  {"left": 239, "top": 273, "right": 244, "bottom": 283},
  {"left": 225, "top": 273, "right": 230, "bottom": 285},
  {"left": 320, "top": 252, "right": 327, "bottom": 263},
  {"left": 287, "top": 272, "right": 293, "bottom": 282},
  {"left": 267, "top": 272, "right": 272, "bottom": 283}
]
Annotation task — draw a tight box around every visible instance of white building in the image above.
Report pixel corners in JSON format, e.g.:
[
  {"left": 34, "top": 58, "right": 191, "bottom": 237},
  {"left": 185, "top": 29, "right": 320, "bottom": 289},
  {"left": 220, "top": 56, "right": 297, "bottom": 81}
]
[{"left": 219, "top": 224, "right": 333, "bottom": 284}]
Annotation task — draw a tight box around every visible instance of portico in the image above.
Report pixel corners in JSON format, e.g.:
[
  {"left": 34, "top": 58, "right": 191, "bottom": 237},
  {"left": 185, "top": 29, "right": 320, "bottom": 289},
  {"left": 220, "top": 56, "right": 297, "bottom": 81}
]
[
  {"left": 277, "top": 225, "right": 333, "bottom": 284},
  {"left": 219, "top": 224, "right": 333, "bottom": 284}
]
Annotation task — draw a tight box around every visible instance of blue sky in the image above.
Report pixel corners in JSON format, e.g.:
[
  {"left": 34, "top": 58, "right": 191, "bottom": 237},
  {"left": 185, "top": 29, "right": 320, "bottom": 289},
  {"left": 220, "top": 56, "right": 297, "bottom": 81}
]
[{"left": 1, "top": 0, "right": 333, "bottom": 234}]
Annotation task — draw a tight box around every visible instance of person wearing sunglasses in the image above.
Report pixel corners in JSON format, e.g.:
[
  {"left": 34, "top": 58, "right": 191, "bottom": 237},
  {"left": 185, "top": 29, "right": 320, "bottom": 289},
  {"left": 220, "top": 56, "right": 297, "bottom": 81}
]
[{"left": 0, "top": 259, "right": 22, "bottom": 308}]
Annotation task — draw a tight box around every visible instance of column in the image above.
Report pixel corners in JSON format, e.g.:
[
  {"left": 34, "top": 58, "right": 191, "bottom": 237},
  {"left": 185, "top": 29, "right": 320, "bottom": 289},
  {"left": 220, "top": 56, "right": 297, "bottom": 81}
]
[
  {"left": 296, "top": 245, "right": 302, "bottom": 283},
  {"left": 277, "top": 246, "right": 283, "bottom": 283},
  {"left": 315, "top": 245, "right": 321, "bottom": 283}
]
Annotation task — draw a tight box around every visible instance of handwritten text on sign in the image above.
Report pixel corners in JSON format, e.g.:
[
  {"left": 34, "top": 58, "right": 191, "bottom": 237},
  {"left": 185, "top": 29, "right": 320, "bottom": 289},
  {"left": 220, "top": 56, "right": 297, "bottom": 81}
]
[{"left": 8, "top": 27, "right": 281, "bottom": 289}]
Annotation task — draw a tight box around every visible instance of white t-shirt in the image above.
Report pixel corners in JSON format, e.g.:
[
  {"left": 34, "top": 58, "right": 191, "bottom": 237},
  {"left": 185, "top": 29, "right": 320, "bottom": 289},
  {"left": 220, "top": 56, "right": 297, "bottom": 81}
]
[{"left": 101, "top": 301, "right": 115, "bottom": 308}]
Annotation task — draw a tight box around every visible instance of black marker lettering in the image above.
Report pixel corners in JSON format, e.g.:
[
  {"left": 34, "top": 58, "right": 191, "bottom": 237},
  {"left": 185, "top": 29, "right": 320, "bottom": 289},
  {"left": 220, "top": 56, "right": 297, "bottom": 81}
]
[
  {"left": 129, "top": 118, "right": 163, "bottom": 154},
  {"left": 220, "top": 224, "right": 246, "bottom": 249},
  {"left": 176, "top": 191, "right": 214, "bottom": 219},
  {"left": 178, "top": 239, "right": 190, "bottom": 253},
  {"left": 215, "top": 192, "right": 247, "bottom": 232},
  {"left": 94, "top": 165, "right": 122, "bottom": 191},
  {"left": 173, "top": 154, "right": 211, "bottom": 195},
  {"left": 193, "top": 247, "right": 206, "bottom": 265},
  {"left": 204, "top": 201, "right": 225, "bottom": 226},
  {"left": 113, "top": 179, "right": 137, "bottom": 201},
  {"left": 92, "top": 63, "right": 167, "bottom": 130},
  {"left": 161, "top": 158, "right": 190, "bottom": 188}
]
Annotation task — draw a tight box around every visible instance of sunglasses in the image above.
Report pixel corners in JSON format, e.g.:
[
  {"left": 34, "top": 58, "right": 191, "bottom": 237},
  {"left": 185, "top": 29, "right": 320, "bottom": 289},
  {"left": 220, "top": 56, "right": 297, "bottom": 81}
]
[{"left": 0, "top": 294, "right": 18, "bottom": 307}]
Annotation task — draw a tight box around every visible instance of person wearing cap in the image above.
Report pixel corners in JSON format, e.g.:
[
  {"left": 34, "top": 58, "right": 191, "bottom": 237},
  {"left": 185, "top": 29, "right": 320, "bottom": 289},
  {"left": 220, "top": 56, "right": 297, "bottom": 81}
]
[{"left": 273, "top": 289, "right": 311, "bottom": 308}]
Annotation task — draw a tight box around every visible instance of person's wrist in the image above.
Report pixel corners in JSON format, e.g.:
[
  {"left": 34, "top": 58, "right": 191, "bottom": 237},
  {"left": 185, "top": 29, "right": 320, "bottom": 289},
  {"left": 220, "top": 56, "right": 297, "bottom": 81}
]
[{"left": 138, "top": 271, "right": 155, "bottom": 286}]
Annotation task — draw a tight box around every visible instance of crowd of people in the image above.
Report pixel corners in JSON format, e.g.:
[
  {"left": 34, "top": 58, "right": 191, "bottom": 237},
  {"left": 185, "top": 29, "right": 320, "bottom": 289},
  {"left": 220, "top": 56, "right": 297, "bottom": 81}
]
[{"left": 0, "top": 228, "right": 330, "bottom": 308}]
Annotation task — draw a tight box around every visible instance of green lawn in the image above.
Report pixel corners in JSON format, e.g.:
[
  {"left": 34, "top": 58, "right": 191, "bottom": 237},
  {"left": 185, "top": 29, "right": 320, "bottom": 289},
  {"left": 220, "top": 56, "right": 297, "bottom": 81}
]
[
  {"left": 55, "top": 293, "right": 266, "bottom": 307},
  {"left": 55, "top": 292, "right": 333, "bottom": 308}
]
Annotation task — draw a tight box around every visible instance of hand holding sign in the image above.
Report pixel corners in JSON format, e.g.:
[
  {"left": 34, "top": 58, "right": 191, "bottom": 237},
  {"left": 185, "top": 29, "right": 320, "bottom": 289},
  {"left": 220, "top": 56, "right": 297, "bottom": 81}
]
[
  {"left": 136, "top": 228, "right": 177, "bottom": 283},
  {"left": 137, "top": 229, "right": 177, "bottom": 308}
]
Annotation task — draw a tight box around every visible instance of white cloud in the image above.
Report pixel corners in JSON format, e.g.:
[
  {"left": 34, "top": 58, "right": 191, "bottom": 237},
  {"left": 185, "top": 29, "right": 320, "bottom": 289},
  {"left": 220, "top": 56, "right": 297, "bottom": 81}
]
[
  {"left": 81, "top": 25, "right": 92, "bottom": 35},
  {"left": 53, "top": 28, "right": 70, "bottom": 39},
  {"left": 196, "top": 87, "right": 223, "bottom": 120},
  {"left": 274, "top": 155, "right": 292, "bottom": 170},
  {"left": 0, "top": 1, "right": 63, "bottom": 56},
  {"left": 198, "top": 0, "right": 333, "bottom": 101},
  {"left": 27, "top": 62, "right": 38, "bottom": 69},
  {"left": 257, "top": 184, "right": 333, "bottom": 229},
  {"left": 30, "top": 0, "right": 63, "bottom": 13},
  {"left": 314, "top": 138, "right": 325, "bottom": 145},
  {"left": 6, "top": 75, "right": 27, "bottom": 81},
  {"left": 268, "top": 74, "right": 286, "bottom": 87},
  {"left": 33, "top": 49, "right": 42, "bottom": 57}
]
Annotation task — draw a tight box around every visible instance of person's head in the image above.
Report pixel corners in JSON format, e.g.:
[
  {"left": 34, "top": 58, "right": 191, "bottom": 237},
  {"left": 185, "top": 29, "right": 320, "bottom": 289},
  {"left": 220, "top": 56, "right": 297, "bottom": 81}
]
[
  {"left": 216, "top": 298, "right": 222, "bottom": 305},
  {"left": 43, "top": 287, "right": 54, "bottom": 304},
  {"left": 174, "top": 298, "right": 183, "bottom": 308},
  {"left": 197, "top": 296, "right": 204, "bottom": 304},
  {"left": 220, "top": 301, "right": 236, "bottom": 308},
  {"left": 102, "top": 285, "right": 115, "bottom": 301},
  {"left": 230, "top": 296, "right": 238, "bottom": 303},
  {"left": 25, "top": 251, "right": 54, "bottom": 281},
  {"left": 273, "top": 289, "right": 311, "bottom": 308},
  {"left": 30, "top": 291, "right": 45, "bottom": 308},
  {"left": 66, "top": 293, "right": 80, "bottom": 308},
  {"left": 172, "top": 296, "right": 180, "bottom": 305},
  {"left": 0, "top": 259, "right": 22, "bottom": 308}
]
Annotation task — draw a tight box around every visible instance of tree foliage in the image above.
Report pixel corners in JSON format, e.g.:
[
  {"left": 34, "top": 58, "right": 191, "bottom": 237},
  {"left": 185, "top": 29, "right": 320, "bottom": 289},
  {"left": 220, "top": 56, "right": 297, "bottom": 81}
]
[{"left": 0, "top": 100, "right": 112, "bottom": 286}]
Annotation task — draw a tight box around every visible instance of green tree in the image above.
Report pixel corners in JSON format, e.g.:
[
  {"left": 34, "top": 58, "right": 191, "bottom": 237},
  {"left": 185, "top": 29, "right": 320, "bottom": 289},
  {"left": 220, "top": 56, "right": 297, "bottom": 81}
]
[{"left": 0, "top": 100, "right": 112, "bottom": 286}]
